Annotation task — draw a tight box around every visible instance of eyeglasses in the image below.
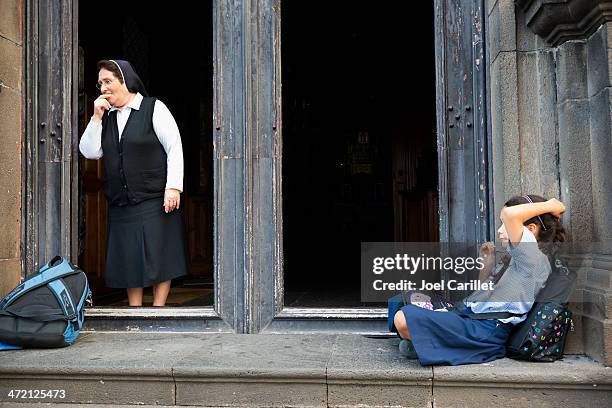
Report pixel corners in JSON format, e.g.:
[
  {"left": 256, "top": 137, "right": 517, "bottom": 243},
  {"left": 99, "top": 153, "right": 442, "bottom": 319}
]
[{"left": 96, "top": 78, "right": 115, "bottom": 90}]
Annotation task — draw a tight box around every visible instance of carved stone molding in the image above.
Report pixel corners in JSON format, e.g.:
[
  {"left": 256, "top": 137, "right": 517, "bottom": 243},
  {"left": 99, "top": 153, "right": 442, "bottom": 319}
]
[{"left": 516, "top": 0, "right": 612, "bottom": 45}]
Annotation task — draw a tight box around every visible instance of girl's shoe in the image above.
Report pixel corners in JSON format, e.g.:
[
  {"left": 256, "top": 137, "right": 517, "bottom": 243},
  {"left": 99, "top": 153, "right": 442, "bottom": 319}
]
[{"left": 399, "top": 339, "right": 418, "bottom": 359}]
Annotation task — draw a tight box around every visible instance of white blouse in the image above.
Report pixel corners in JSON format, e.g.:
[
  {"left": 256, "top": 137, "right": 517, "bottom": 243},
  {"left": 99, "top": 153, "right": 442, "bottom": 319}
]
[{"left": 78, "top": 92, "right": 184, "bottom": 192}]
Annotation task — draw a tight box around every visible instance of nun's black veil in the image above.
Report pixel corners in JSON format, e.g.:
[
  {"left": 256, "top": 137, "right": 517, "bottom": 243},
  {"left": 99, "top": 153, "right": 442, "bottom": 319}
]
[{"left": 110, "top": 59, "right": 148, "bottom": 97}]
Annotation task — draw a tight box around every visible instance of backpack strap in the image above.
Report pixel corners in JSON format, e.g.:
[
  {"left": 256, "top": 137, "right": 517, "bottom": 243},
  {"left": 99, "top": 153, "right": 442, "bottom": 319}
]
[
  {"left": 0, "top": 257, "right": 78, "bottom": 309},
  {"left": 47, "top": 279, "right": 77, "bottom": 321},
  {"left": 37, "top": 255, "right": 64, "bottom": 274},
  {"left": 0, "top": 308, "right": 69, "bottom": 322},
  {"left": 465, "top": 311, "right": 525, "bottom": 320},
  {"left": 553, "top": 257, "right": 569, "bottom": 273},
  {"left": 450, "top": 301, "right": 525, "bottom": 320},
  {"left": 0, "top": 276, "right": 78, "bottom": 323}
]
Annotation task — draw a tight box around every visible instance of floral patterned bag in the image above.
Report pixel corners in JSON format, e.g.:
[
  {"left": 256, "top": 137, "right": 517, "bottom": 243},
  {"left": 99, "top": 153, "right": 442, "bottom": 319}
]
[
  {"left": 506, "top": 302, "right": 574, "bottom": 361},
  {"left": 505, "top": 258, "right": 577, "bottom": 362}
]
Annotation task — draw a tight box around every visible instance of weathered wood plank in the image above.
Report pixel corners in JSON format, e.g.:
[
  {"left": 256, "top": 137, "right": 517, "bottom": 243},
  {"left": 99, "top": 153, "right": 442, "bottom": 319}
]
[{"left": 214, "top": 0, "right": 247, "bottom": 332}]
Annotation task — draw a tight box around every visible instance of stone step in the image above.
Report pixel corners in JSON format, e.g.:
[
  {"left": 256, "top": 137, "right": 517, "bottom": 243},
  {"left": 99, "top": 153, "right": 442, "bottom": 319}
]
[
  {"left": 0, "top": 405, "right": 205, "bottom": 408},
  {"left": 0, "top": 333, "right": 610, "bottom": 407}
]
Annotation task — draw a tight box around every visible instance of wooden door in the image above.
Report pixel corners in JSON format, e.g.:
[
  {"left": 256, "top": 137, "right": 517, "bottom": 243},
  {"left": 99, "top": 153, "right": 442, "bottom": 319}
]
[
  {"left": 79, "top": 154, "right": 110, "bottom": 295},
  {"left": 77, "top": 49, "right": 111, "bottom": 295},
  {"left": 182, "top": 131, "right": 214, "bottom": 282},
  {"left": 391, "top": 126, "right": 439, "bottom": 242}
]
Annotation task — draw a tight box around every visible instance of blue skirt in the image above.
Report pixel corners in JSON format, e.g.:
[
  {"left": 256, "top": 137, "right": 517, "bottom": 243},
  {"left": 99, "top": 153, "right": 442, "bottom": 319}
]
[{"left": 400, "top": 304, "right": 512, "bottom": 366}]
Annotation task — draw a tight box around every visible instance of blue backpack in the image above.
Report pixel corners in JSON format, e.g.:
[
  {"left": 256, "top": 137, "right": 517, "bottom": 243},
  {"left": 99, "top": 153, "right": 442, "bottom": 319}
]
[{"left": 0, "top": 256, "right": 92, "bottom": 349}]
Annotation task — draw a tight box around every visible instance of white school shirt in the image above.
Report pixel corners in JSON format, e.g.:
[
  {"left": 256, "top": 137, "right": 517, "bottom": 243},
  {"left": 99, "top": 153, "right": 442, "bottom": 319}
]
[
  {"left": 78, "top": 92, "right": 184, "bottom": 192},
  {"left": 465, "top": 227, "right": 552, "bottom": 324}
]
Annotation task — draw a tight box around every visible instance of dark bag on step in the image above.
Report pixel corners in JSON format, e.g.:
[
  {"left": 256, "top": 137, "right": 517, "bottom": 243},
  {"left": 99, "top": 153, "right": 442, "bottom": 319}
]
[
  {"left": 0, "top": 256, "right": 92, "bottom": 349},
  {"left": 464, "top": 257, "right": 577, "bottom": 361},
  {"left": 504, "top": 258, "right": 577, "bottom": 361}
]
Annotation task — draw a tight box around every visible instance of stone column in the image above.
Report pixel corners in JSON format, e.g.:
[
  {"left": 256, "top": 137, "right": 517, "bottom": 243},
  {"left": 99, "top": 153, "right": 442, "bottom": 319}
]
[
  {"left": 0, "top": 0, "right": 22, "bottom": 297},
  {"left": 489, "top": 0, "right": 612, "bottom": 364},
  {"left": 582, "top": 23, "right": 612, "bottom": 365}
]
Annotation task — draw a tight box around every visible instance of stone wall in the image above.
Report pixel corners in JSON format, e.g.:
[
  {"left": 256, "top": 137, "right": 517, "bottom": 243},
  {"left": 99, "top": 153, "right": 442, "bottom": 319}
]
[
  {"left": 0, "top": 0, "right": 22, "bottom": 297},
  {"left": 488, "top": 0, "right": 612, "bottom": 364},
  {"left": 581, "top": 22, "right": 612, "bottom": 367}
]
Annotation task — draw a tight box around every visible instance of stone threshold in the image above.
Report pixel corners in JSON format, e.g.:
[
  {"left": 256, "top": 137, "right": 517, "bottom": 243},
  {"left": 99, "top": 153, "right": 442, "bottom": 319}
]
[{"left": 0, "top": 333, "right": 610, "bottom": 407}]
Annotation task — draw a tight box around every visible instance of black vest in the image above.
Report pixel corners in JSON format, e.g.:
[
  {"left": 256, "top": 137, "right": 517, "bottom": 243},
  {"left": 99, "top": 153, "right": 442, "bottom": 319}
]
[{"left": 101, "top": 97, "right": 167, "bottom": 206}]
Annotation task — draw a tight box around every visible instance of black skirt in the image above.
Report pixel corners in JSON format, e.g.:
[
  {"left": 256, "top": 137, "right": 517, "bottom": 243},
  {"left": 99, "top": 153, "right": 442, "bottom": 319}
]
[{"left": 105, "top": 197, "right": 189, "bottom": 288}]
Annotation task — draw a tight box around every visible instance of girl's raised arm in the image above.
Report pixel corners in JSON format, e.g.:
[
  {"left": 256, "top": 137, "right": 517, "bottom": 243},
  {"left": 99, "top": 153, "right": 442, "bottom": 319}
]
[{"left": 501, "top": 198, "right": 565, "bottom": 245}]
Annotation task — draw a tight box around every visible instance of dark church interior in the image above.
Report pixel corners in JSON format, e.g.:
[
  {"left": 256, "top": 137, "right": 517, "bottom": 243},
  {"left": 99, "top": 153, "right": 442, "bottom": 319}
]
[
  {"left": 282, "top": 1, "right": 438, "bottom": 307},
  {"left": 78, "top": 1, "right": 214, "bottom": 306},
  {"left": 78, "top": 1, "right": 438, "bottom": 308}
]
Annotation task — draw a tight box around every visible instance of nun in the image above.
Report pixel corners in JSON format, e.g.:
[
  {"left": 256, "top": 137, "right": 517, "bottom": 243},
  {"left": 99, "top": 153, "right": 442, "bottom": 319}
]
[{"left": 79, "top": 59, "right": 189, "bottom": 307}]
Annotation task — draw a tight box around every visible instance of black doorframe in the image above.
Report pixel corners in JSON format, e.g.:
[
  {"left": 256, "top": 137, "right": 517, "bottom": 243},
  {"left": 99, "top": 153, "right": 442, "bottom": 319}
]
[
  {"left": 23, "top": 0, "right": 79, "bottom": 275},
  {"left": 22, "top": 0, "right": 493, "bottom": 334},
  {"left": 22, "top": 0, "right": 238, "bottom": 333},
  {"left": 436, "top": 0, "right": 493, "bottom": 246},
  {"left": 434, "top": 0, "right": 494, "bottom": 302}
]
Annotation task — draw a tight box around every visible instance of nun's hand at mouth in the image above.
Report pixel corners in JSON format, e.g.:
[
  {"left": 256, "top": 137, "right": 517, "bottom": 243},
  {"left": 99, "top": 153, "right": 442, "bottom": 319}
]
[
  {"left": 92, "top": 94, "right": 112, "bottom": 123},
  {"left": 163, "top": 188, "right": 181, "bottom": 213}
]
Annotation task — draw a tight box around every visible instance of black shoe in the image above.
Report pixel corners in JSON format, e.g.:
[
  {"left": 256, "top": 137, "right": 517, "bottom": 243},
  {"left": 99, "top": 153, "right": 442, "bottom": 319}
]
[{"left": 399, "top": 339, "right": 418, "bottom": 359}]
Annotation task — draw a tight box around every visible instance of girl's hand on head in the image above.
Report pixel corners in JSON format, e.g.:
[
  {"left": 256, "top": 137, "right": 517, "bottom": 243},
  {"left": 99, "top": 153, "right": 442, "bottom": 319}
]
[{"left": 548, "top": 198, "right": 566, "bottom": 219}]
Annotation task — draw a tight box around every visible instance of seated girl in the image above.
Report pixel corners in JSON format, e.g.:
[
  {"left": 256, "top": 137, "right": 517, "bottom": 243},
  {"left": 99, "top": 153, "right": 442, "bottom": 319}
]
[{"left": 393, "top": 194, "right": 566, "bottom": 366}]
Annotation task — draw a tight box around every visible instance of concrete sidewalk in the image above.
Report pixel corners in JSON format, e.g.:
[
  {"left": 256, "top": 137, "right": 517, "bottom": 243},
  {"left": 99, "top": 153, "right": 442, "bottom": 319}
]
[{"left": 0, "top": 333, "right": 610, "bottom": 407}]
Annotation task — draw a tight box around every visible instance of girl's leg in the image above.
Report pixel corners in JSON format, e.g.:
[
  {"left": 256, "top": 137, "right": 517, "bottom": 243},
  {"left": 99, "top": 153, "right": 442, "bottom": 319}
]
[
  {"left": 152, "top": 280, "right": 172, "bottom": 307},
  {"left": 394, "top": 310, "right": 412, "bottom": 340},
  {"left": 394, "top": 309, "right": 418, "bottom": 359},
  {"left": 126, "top": 287, "right": 143, "bottom": 306}
]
